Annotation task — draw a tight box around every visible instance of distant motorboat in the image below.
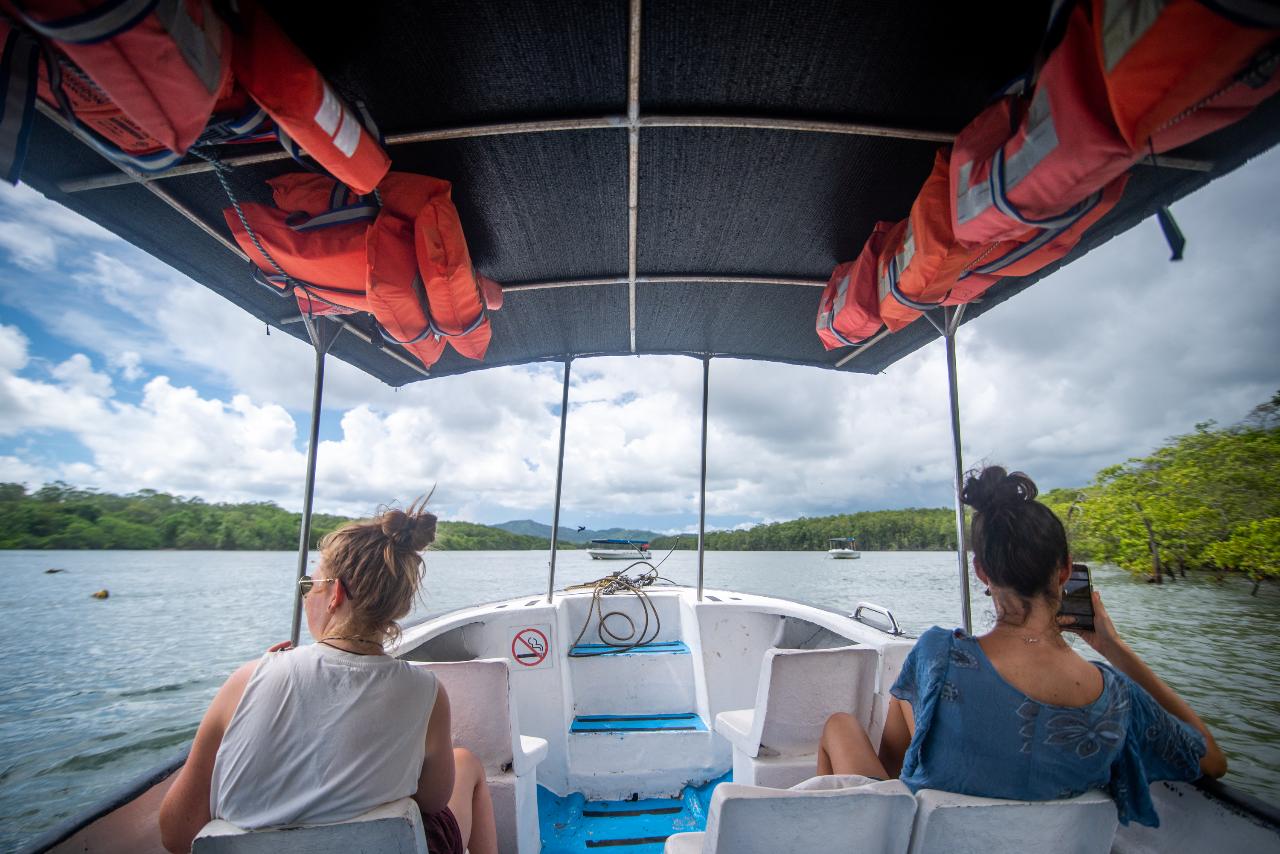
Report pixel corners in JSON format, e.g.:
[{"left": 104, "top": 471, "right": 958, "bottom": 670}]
[
  {"left": 587, "top": 539, "right": 652, "bottom": 560},
  {"left": 828, "top": 537, "right": 860, "bottom": 559}
]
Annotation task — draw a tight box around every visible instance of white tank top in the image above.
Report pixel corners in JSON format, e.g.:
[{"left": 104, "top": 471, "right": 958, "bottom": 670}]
[{"left": 210, "top": 643, "right": 438, "bottom": 829}]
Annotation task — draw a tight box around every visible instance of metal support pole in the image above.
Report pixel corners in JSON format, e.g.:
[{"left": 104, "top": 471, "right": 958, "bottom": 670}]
[
  {"left": 289, "top": 317, "right": 343, "bottom": 646},
  {"left": 626, "top": 0, "right": 642, "bottom": 352},
  {"left": 942, "top": 306, "right": 973, "bottom": 634},
  {"left": 697, "top": 357, "right": 711, "bottom": 600},
  {"left": 547, "top": 360, "right": 573, "bottom": 602}
]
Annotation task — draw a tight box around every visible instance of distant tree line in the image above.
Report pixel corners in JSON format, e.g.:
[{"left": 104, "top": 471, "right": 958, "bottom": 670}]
[
  {"left": 649, "top": 508, "right": 958, "bottom": 552},
  {"left": 1041, "top": 393, "right": 1280, "bottom": 595},
  {"left": 0, "top": 484, "right": 550, "bottom": 551}
]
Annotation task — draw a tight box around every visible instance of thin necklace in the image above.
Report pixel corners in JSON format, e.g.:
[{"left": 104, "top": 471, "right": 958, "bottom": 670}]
[{"left": 993, "top": 624, "right": 1063, "bottom": 647}]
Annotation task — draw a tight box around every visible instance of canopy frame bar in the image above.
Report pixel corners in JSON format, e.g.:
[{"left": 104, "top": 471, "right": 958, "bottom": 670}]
[
  {"left": 505, "top": 274, "right": 826, "bottom": 291},
  {"left": 697, "top": 355, "right": 711, "bottom": 601},
  {"left": 289, "top": 314, "right": 343, "bottom": 647},
  {"left": 834, "top": 327, "right": 893, "bottom": 367},
  {"left": 56, "top": 118, "right": 1213, "bottom": 194},
  {"left": 547, "top": 359, "right": 573, "bottom": 602}
]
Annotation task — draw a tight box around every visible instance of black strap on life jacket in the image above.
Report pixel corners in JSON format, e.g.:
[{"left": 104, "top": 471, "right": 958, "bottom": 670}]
[{"left": 0, "top": 22, "right": 39, "bottom": 185}]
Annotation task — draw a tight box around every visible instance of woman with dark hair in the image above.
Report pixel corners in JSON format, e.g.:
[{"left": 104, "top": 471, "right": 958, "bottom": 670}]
[
  {"left": 158, "top": 500, "right": 497, "bottom": 854},
  {"left": 817, "top": 466, "right": 1226, "bottom": 827}
]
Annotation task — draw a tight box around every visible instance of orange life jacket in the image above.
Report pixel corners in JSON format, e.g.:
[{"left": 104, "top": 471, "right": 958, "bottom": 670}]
[
  {"left": 878, "top": 149, "right": 1002, "bottom": 332},
  {"left": 879, "top": 151, "right": 1129, "bottom": 332},
  {"left": 0, "top": 12, "right": 269, "bottom": 182},
  {"left": 230, "top": 0, "right": 390, "bottom": 195},
  {"left": 367, "top": 173, "right": 502, "bottom": 365},
  {"left": 816, "top": 221, "right": 891, "bottom": 349},
  {"left": 10, "top": 0, "right": 232, "bottom": 154},
  {"left": 224, "top": 173, "right": 376, "bottom": 317},
  {"left": 225, "top": 172, "right": 502, "bottom": 370},
  {"left": 1090, "top": 0, "right": 1280, "bottom": 154},
  {"left": 950, "top": 4, "right": 1135, "bottom": 245},
  {"left": 3, "top": 0, "right": 390, "bottom": 187}
]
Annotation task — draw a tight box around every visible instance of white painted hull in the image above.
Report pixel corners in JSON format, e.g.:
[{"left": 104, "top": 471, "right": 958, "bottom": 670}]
[
  {"left": 587, "top": 549, "right": 652, "bottom": 560},
  {"left": 828, "top": 549, "right": 860, "bottom": 559}
]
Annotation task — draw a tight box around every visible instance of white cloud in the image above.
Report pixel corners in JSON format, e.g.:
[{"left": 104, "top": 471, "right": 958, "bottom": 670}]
[
  {"left": 0, "top": 454, "right": 54, "bottom": 487},
  {"left": 0, "top": 222, "right": 58, "bottom": 271},
  {"left": 51, "top": 354, "right": 114, "bottom": 399},
  {"left": 0, "top": 183, "right": 118, "bottom": 242},
  {"left": 0, "top": 329, "right": 114, "bottom": 438},
  {"left": 0, "top": 183, "right": 119, "bottom": 273},
  {"left": 0, "top": 324, "right": 28, "bottom": 372},
  {"left": 109, "top": 350, "right": 145, "bottom": 382}
]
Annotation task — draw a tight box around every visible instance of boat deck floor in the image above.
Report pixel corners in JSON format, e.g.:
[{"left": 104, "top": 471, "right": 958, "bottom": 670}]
[{"left": 538, "top": 775, "right": 727, "bottom": 853}]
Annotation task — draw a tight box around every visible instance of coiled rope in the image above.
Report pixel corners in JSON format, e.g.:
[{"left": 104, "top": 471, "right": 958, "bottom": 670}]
[{"left": 565, "top": 540, "right": 682, "bottom": 657}]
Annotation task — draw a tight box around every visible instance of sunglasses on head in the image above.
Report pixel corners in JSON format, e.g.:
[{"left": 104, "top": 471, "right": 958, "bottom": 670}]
[{"left": 298, "top": 575, "right": 347, "bottom": 597}]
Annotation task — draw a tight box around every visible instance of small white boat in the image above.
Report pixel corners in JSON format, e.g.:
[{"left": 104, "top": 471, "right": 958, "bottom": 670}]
[
  {"left": 586, "top": 538, "right": 652, "bottom": 560},
  {"left": 828, "top": 537, "right": 861, "bottom": 559}
]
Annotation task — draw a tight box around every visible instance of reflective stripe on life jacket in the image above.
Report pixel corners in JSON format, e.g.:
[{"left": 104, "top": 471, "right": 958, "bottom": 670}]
[
  {"left": 230, "top": 0, "right": 389, "bottom": 195},
  {"left": 961, "top": 173, "right": 1128, "bottom": 280},
  {"left": 13, "top": 0, "right": 232, "bottom": 154},
  {"left": 815, "top": 221, "right": 891, "bottom": 350},
  {"left": 1092, "top": 0, "right": 1280, "bottom": 153},
  {"left": 951, "top": 4, "right": 1136, "bottom": 244}
]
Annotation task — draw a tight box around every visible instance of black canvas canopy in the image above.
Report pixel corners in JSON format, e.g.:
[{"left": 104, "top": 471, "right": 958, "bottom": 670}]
[{"left": 18, "top": 0, "right": 1280, "bottom": 385}]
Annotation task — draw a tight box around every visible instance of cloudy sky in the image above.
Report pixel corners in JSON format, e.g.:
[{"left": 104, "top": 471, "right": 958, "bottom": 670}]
[{"left": 1, "top": 150, "right": 1277, "bottom": 533}]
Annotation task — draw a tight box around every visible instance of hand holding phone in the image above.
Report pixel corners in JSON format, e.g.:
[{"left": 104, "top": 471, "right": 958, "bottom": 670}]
[{"left": 1057, "top": 562, "right": 1094, "bottom": 631}]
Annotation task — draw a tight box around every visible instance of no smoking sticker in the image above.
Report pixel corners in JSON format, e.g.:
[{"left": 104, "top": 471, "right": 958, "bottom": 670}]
[{"left": 511, "top": 626, "right": 552, "bottom": 669}]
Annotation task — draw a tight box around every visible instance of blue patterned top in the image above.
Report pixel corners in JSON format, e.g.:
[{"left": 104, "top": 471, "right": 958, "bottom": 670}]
[{"left": 890, "top": 627, "right": 1206, "bottom": 827}]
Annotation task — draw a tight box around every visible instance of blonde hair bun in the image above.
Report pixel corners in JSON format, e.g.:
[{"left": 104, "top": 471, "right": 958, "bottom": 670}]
[{"left": 380, "top": 501, "right": 437, "bottom": 552}]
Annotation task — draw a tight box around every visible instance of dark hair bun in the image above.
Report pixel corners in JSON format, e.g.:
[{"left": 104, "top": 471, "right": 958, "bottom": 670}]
[
  {"left": 961, "top": 465, "right": 1039, "bottom": 515},
  {"left": 380, "top": 499, "right": 437, "bottom": 551}
]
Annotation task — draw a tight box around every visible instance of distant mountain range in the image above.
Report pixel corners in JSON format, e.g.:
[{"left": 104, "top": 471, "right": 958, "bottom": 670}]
[{"left": 494, "top": 520, "right": 662, "bottom": 544}]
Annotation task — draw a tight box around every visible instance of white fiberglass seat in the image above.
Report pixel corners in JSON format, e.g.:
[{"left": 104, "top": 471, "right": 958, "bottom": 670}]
[
  {"left": 192, "top": 797, "right": 427, "bottom": 853},
  {"left": 664, "top": 775, "right": 917, "bottom": 854},
  {"left": 413, "top": 658, "right": 549, "bottom": 854},
  {"left": 907, "top": 788, "right": 1118, "bottom": 854},
  {"left": 714, "top": 646, "right": 878, "bottom": 789}
]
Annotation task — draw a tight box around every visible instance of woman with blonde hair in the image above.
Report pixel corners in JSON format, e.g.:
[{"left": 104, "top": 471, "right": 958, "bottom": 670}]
[{"left": 159, "top": 500, "right": 496, "bottom": 854}]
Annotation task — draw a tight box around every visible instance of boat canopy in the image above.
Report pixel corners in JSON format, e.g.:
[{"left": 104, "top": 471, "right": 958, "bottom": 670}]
[
  {"left": 19, "top": 0, "right": 1280, "bottom": 386},
  {"left": 829, "top": 538, "right": 857, "bottom": 546},
  {"left": 590, "top": 539, "right": 650, "bottom": 546}
]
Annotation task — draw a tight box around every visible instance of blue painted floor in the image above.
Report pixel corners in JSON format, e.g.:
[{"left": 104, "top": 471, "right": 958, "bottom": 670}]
[{"left": 539, "top": 774, "right": 729, "bottom": 853}]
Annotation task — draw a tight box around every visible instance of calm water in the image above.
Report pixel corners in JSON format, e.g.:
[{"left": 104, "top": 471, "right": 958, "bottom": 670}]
[{"left": 1, "top": 549, "right": 1276, "bottom": 851}]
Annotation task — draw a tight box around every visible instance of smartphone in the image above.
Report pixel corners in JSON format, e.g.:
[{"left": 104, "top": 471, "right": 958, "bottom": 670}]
[{"left": 1058, "top": 562, "right": 1094, "bottom": 631}]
